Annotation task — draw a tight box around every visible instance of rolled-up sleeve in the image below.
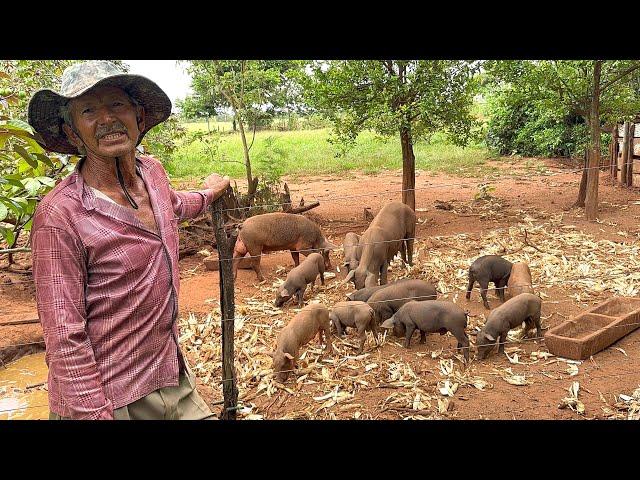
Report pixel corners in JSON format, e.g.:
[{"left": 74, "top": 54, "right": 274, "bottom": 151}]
[
  {"left": 170, "top": 189, "right": 214, "bottom": 221},
  {"left": 31, "top": 225, "right": 113, "bottom": 420}
]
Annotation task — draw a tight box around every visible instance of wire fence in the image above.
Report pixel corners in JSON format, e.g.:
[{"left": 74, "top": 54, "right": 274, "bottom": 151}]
[{"left": 1, "top": 161, "right": 639, "bottom": 418}]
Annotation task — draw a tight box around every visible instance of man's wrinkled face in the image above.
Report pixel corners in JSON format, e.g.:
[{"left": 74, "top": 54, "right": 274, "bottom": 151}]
[{"left": 64, "top": 85, "right": 144, "bottom": 158}]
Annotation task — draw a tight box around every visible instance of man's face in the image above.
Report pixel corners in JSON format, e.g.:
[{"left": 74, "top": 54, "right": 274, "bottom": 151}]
[{"left": 64, "top": 85, "right": 144, "bottom": 158}]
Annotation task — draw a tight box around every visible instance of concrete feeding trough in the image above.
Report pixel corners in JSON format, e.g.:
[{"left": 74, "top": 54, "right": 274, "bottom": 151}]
[{"left": 545, "top": 297, "right": 640, "bottom": 360}]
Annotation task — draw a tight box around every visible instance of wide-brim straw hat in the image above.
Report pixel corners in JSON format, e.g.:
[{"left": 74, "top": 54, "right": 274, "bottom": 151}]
[{"left": 28, "top": 60, "right": 172, "bottom": 155}]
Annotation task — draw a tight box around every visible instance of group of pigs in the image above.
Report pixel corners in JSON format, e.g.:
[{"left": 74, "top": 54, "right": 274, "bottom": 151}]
[{"left": 232, "top": 202, "right": 543, "bottom": 383}]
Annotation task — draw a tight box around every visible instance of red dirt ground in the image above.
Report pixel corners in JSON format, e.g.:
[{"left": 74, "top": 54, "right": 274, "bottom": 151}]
[{"left": 2, "top": 157, "right": 640, "bottom": 419}]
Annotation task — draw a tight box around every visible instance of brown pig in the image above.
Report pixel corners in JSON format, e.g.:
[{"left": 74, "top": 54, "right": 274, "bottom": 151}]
[
  {"left": 346, "top": 278, "right": 416, "bottom": 302},
  {"left": 329, "top": 301, "right": 377, "bottom": 354},
  {"left": 271, "top": 304, "right": 333, "bottom": 383},
  {"left": 475, "top": 293, "right": 542, "bottom": 359},
  {"left": 367, "top": 279, "right": 437, "bottom": 324},
  {"left": 233, "top": 212, "right": 336, "bottom": 281},
  {"left": 275, "top": 252, "right": 325, "bottom": 308},
  {"left": 342, "top": 232, "right": 361, "bottom": 273},
  {"left": 344, "top": 202, "right": 416, "bottom": 289},
  {"left": 507, "top": 262, "right": 534, "bottom": 298}
]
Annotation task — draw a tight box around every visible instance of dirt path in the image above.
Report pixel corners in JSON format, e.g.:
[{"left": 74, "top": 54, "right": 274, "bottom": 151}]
[{"left": 2, "top": 157, "right": 640, "bottom": 420}]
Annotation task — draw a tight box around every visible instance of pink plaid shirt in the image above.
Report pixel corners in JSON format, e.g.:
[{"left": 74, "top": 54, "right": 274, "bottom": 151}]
[{"left": 31, "top": 155, "right": 214, "bottom": 420}]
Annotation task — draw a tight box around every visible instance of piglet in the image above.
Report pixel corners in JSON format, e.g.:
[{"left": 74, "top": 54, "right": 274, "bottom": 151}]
[
  {"left": 275, "top": 252, "right": 325, "bottom": 308},
  {"left": 330, "top": 301, "right": 377, "bottom": 354},
  {"left": 271, "top": 304, "right": 333, "bottom": 382},
  {"left": 475, "top": 292, "right": 542, "bottom": 359},
  {"left": 380, "top": 300, "right": 470, "bottom": 361},
  {"left": 507, "top": 262, "right": 534, "bottom": 298},
  {"left": 342, "top": 232, "right": 361, "bottom": 273},
  {"left": 466, "top": 255, "right": 513, "bottom": 309},
  {"left": 346, "top": 277, "right": 416, "bottom": 302}
]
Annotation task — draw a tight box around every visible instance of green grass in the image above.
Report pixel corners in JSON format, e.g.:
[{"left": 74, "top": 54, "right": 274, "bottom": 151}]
[{"left": 165, "top": 127, "right": 493, "bottom": 181}]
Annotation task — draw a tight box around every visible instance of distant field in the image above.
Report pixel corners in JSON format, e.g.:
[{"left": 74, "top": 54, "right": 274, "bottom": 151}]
[{"left": 166, "top": 126, "right": 492, "bottom": 181}]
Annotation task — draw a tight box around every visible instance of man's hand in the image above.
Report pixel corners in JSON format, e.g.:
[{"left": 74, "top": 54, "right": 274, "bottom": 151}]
[{"left": 204, "top": 173, "right": 231, "bottom": 201}]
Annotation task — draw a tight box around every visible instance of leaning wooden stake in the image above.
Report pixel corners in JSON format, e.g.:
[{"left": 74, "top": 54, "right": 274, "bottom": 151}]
[
  {"left": 627, "top": 124, "right": 635, "bottom": 187},
  {"left": 211, "top": 196, "right": 238, "bottom": 420},
  {"left": 621, "top": 121, "right": 630, "bottom": 185}
]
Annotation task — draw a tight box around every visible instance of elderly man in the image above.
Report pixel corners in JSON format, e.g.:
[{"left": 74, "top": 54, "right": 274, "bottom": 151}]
[{"left": 28, "top": 60, "right": 229, "bottom": 420}]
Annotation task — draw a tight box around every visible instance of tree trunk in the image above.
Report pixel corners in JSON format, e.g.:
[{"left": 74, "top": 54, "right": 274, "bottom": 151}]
[
  {"left": 235, "top": 111, "right": 257, "bottom": 198},
  {"left": 627, "top": 123, "right": 635, "bottom": 187},
  {"left": 400, "top": 126, "right": 416, "bottom": 211},
  {"left": 232, "top": 119, "right": 237, "bottom": 131},
  {"left": 621, "top": 121, "right": 630, "bottom": 185},
  {"left": 584, "top": 61, "right": 602, "bottom": 221}
]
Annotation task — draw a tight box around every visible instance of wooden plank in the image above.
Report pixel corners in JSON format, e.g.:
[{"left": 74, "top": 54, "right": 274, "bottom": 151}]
[
  {"left": 621, "top": 121, "right": 630, "bottom": 184},
  {"left": 0, "top": 312, "right": 40, "bottom": 327},
  {"left": 628, "top": 125, "right": 635, "bottom": 187}
]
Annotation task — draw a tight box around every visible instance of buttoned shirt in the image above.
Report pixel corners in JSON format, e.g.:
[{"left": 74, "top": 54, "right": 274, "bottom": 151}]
[{"left": 31, "top": 155, "right": 214, "bottom": 419}]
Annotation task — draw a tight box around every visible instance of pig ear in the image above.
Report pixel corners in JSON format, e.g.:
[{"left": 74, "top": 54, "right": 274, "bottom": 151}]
[
  {"left": 324, "top": 239, "right": 338, "bottom": 250},
  {"left": 343, "top": 269, "right": 355, "bottom": 284},
  {"left": 284, "top": 352, "right": 294, "bottom": 360},
  {"left": 380, "top": 318, "right": 395, "bottom": 329},
  {"left": 484, "top": 333, "right": 496, "bottom": 342}
]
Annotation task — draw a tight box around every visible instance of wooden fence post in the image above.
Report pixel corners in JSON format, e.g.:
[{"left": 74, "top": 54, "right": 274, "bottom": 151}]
[
  {"left": 627, "top": 124, "right": 635, "bottom": 187},
  {"left": 610, "top": 125, "right": 617, "bottom": 181},
  {"left": 621, "top": 121, "right": 630, "bottom": 185},
  {"left": 211, "top": 196, "right": 238, "bottom": 420}
]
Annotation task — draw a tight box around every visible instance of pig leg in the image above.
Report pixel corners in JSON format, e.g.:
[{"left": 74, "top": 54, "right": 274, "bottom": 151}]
[
  {"left": 322, "top": 324, "right": 333, "bottom": 353},
  {"left": 478, "top": 278, "right": 491, "bottom": 309},
  {"left": 403, "top": 324, "right": 416, "bottom": 348},
  {"left": 405, "top": 238, "right": 414, "bottom": 266},
  {"left": 331, "top": 315, "right": 344, "bottom": 337},
  {"left": 296, "top": 288, "right": 305, "bottom": 308},
  {"left": 380, "top": 261, "right": 389, "bottom": 285},
  {"left": 498, "top": 331, "right": 507, "bottom": 354},
  {"left": 419, "top": 331, "right": 426, "bottom": 344},
  {"left": 466, "top": 271, "right": 475, "bottom": 300},
  {"left": 319, "top": 271, "right": 325, "bottom": 286},
  {"left": 400, "top": 241, "right": 407, "bottom": 264},
  {"left": 357, "top": 324, "right": 367, "bottom": 354},
  {"left": 290, "top": 250, "right": 300, "bottom": 267},
  {"left": 531, "top": 312, "right": 542, "bottom": 338},
  {"left": 248, "top": 249, "right": 265, "bottom": 282},
  {"left": 496, "top": 278, "right": 508, "bottom": 302}
]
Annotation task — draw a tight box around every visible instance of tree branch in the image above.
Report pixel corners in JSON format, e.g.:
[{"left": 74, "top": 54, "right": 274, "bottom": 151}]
[{"left": 601, "top": 63, "right": 640, "bottom": 93}]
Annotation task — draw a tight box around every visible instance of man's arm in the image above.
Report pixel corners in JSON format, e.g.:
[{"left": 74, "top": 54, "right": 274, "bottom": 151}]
[
  {"left": 32, "top": 225, "right": 114, "bottom": 420},
  {"left": 170, "top": 174, "right": 230, "bottom": 221}
]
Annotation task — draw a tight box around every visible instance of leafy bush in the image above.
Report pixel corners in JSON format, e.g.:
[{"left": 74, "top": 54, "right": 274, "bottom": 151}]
[
  {"left": 485, "top": 86, "right": 589, "bottom": 158},
  {"left": 0, "top": 114, "right": 77, "bottom": 257}
]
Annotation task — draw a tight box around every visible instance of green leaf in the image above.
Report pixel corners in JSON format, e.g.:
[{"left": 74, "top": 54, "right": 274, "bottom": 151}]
[
  {"left": 0, "top": 202, "right": 7, "bottom": 222},
  {"left": 4, "top": 178, "right": 24, "bottom": 189},
  {"left": 13, "top": 145, "right": 38, "bottom": 168},
  {"left": 4, "top": 227, "right": 15, "bottom": 246},
  {"left": 35, "top": 176, "right": 56, "bottom": 188},
  {"left": 34, "top": 153, "right": 55, "bottom": 168},
  {"left": 22, "top": 178, "right": 41, "bottom": 196},
  {"left": 6, "top": 119, "right": 34, "bottom": 134},
  {"left": 23, "top": 218, "right": 33, "bottom": 231}
]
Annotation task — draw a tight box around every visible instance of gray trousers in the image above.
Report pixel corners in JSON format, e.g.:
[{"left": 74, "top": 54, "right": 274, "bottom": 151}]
[{"left": 50, "top": 368, "right": 215, "bottom": 420}]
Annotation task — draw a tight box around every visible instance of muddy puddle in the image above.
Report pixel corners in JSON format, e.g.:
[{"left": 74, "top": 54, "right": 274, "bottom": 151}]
[{"left": 0, "top": 352, "right": 49, "bottom": 420}]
